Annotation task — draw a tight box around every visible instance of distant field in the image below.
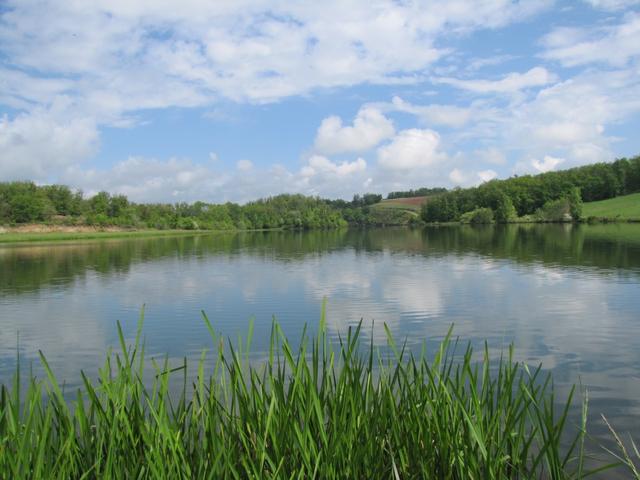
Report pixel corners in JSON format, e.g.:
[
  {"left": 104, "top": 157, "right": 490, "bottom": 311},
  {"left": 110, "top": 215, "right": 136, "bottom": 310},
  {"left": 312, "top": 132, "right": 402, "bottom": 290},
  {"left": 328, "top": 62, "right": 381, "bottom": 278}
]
[
  {"left": 582, "top": 192, "right": 640, "bottom": 220},
  {"left": 373, "top": 196, "right": 430, "bottom": 212}
]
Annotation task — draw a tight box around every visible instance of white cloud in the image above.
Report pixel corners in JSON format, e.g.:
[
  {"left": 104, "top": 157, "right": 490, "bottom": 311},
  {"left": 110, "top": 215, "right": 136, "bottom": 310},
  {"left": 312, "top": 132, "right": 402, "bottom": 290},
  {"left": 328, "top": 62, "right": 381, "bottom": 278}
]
[
  {"left": 377, "top": 129, "right": 447, "bottom": 171},
  {"left": 0, "top": 0, "right": 549, "bottom": 111},
  {"left": 60, "top": 153, "right": 370, "bottom": 204},
  {"left": 478, "top": 169, "right": 498, "bottom": 182},
  {"left": 475, "top": 148, "right": 507, "bottom": 165},
  {"left": 449, "top": 168, "right": 467, "bottom": 185},
  {"left": 583, "top": 0, "right": 640, "bottom": 11},
  {"left": 541, "top": 13, "right": 640, "bottom": 67},
  {"left": 314, "top": 107, "right": 394, "bottom": 155},
  {"left": 0, "top": 108, "right": 98, "bottom": 181},
  {"left": 390, "top": 96, "right": 473, "bottom": 128},
  {"left": 448, "top": 167, "right": 497, "bottom": 186},
  {"left": 236, "top": 159, "right": 253, "bottom": 171},
  {"left": 62, "top": 157, "right": 227, "bottom": 202},
  {"left": 531, "top": 155, "right": 564, "bottom": 173},
  {"left": 435, "top": 67, "right": 555, "bottom": 93},
  {"left": 302, "top": 155, "right": 367, "bottom": 178}
]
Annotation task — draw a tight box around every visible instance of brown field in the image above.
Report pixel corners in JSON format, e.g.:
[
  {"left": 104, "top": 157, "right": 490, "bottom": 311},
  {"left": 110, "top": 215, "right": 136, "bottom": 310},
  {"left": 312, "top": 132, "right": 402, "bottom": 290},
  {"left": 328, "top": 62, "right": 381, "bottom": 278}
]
[{"left": 374, "top": 196, "right": 430, "bottom": 211}]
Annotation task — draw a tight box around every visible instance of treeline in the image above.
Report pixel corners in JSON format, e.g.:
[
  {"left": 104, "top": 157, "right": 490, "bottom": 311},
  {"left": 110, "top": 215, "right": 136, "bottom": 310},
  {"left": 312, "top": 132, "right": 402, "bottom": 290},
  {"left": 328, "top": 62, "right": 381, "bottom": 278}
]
[
  {"left": 387, "top": 187, "right": 447, "bottom": 199},
  {"left": 0, "top": 182, "right": 403, "bottom": 229},
  {"left": 422, "top": 156, "right": 640, "bottom": 223}
]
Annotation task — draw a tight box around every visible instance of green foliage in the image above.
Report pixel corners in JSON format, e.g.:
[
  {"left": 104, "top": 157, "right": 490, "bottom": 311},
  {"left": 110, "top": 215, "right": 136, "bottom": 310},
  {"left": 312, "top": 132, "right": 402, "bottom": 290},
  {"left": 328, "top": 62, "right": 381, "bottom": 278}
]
[
  {"left": 176, "top": 217, "right": 199, "bottom": 230},
  {"left": 0, "top": 313, "right": 603, "bottom": 478},
  {"left": 422, "top": 155, "right": 640, "bottom": 223},
  {"left": 460, "top": 207, "right": 495, "bottom": 224},
  {"left": 495, "top": 194, "right": 517, "bottom": 223},
  {"left": 0, "top": 184, "right": 358, "bottom": 230},
  {"left": 568, "top": 187, "right": 583, "bottom": 220},
  {"left": 387, "top": 187, "right": 447, "bottom": 199},
  {"left": 351, "top": 193, "right": 383, "bottom": 206},
  {"left": 535, "top": 198, "right": 572, "bottom": 222},
  {"left": 422, "top": 194, "right": 459, "bottom": 222},
  {"left": 2, "top": 154, "right": 637, "bottom": 229}
]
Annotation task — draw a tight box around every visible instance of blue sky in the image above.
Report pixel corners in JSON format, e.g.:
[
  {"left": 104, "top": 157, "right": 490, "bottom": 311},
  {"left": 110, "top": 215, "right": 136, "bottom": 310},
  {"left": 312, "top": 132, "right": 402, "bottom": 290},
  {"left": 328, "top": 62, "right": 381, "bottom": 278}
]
[{"left": 1, "top": 0, "right": 639, "bottom": 202}]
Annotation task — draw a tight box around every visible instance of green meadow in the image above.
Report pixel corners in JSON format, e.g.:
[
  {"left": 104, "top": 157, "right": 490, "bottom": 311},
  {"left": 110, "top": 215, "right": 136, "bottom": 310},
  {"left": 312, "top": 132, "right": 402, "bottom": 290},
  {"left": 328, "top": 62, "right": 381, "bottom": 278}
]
[{"left": 582, "top": 192, "right": 640, "bottom": 221}]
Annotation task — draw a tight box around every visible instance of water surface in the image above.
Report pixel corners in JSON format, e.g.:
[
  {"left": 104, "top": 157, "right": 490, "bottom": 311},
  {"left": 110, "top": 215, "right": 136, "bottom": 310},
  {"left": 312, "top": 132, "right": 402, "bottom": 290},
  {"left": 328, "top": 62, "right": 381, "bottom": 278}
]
[{"left": 1, "top": 224, "right": 639, "bottom": 468}]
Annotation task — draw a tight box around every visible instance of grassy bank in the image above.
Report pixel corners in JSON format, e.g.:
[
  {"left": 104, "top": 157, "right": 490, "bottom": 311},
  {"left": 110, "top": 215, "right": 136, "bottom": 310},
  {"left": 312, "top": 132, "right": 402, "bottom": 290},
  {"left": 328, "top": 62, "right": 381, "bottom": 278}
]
[
  {"left": 582, "top": 192, "right": 640, "bottom": 221},
  {"left": 0, "top": 229, "right": 222, "bottom": 244},
  {"left": 1, "top": 309, "right": 628, "bottom": 478}
]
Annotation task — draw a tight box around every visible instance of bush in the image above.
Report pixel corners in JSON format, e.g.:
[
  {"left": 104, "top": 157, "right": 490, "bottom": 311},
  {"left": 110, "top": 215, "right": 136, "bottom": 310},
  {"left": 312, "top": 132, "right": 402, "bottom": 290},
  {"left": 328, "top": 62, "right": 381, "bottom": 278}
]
[
  {"left": 535, "top": 198, "right": 572, "bottom": 222},
  {"left": 495, "top": 194, "right": 517, "bottom": 223},
  {"left": 176, "top": 217, "right": 199, "bottom": 230},
  {"left": 460, "top": 207, "right": 495, "bottom": 224}
]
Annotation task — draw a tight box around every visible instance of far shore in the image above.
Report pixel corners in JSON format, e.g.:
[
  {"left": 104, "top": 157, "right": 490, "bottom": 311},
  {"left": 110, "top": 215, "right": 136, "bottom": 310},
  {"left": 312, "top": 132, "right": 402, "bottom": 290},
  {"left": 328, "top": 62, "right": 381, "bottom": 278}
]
[
  {"left": 2, "top": 217, "right": 639, "bottom": 245},
  {"left": 0, "top": 226, "right": 239, "bottom": 244}
]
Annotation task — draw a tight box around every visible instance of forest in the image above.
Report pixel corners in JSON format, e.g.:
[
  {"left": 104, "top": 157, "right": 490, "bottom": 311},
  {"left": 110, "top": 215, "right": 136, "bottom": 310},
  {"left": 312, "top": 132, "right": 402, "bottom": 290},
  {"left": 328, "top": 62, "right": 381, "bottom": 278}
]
[
  {"left": 0, "top": 183, "right": 395, "bottom": 230},
  {"left": 422, "top": 155, "right": 640, "bottom": 223},
  {"left": 1, "top": 155, "right": 638, "bottom": 230}
]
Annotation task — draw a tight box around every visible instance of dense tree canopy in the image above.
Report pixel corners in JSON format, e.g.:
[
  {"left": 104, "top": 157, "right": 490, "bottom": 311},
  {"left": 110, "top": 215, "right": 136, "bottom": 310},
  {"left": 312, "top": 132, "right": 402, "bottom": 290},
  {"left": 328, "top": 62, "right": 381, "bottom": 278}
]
[
  {"left": 387, "top": 187, "right": 447, "bottom": 199},
  {"left": 0, "top": 185, "right": 401, "bottom": 229},
  {"left": 1, "top": 156, "right": 637, "bottom": 229},
  {"left": 422, "top": 156, "right": 640, "bottom": 223}
]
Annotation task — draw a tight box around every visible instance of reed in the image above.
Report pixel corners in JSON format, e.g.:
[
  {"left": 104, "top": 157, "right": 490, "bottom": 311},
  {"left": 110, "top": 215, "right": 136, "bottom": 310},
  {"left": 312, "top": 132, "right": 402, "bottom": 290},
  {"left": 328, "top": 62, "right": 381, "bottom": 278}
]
[{"left": 0, "top": 308, "right": 610, "bottom": 478}]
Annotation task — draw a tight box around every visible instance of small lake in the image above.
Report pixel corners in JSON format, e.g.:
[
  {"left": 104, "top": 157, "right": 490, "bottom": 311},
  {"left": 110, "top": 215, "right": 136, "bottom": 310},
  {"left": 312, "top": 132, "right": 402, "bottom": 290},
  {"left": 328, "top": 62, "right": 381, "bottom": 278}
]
[{"left": 1, "top": 224, "right": 640, "bottom": 467}]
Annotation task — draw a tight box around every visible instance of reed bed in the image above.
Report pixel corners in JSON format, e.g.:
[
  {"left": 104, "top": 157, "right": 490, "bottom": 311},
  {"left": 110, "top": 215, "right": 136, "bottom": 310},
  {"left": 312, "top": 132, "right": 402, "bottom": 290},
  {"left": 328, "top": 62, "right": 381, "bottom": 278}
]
[{"left": 0, "top": 308, "right": 613, "bottom": 479}]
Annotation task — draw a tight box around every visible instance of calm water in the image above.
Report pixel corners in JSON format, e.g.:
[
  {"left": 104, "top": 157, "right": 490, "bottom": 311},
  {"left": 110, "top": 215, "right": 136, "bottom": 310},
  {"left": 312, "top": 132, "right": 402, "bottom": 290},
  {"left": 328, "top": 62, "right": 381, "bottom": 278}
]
[{"left": 1, "top": 224, "right": 640, "bottom": 466}]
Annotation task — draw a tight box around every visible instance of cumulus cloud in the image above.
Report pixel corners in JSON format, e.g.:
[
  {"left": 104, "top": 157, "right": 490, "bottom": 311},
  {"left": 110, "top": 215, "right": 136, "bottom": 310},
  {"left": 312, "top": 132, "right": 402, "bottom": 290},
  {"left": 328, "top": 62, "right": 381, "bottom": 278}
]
[
  {"left": 1, "top": 0, "right": 639, "bottom": 200},
  {"left": 0, "top": 108, "right": 98, "bottom": 181},
  {"left": 448, "top": 168, "right": 497, "bottom": 186},
  {"left": 301, "top": 155, "right": 367, "bottom": 177},
  {"left": 0, "top": 0, "right": 549, "bottom": 110},
  {"left": 236, "top": 159, "right": 253, "bottom": 171},
  {"left": 61, "top": 157, "right": 228, "bottom": 202},
  {"left": 390, "top": 96, "right": 473, "bottom": 128},
  {"left": 531, "top": 155, "right": 564, "bottom": 173},
  {"left": 435, "top": 67, "right": 556, "bottom": 93},
  {"left": 478, "top": 169, "right": 498, "bottom": 182},
  {"left": 314, "top": 107, "right": 395, "bottom": 154},
  {"left": 505, "top": 68, "right": 640, "bottom": 163},
  {"left": 475, "top": 148, "right": 507, "bottom": 165},
  {"left": 59, "top": 153, "right": 370, "bottom": 204},
  {"left": 583, "top": 0, "right": 640, "bottom": 11},
  {"left": 377, "top": 129, "right": 447, "bottom": 171},
  {"left": 541, "top": 13, "right": 640, "bottom": 67}
]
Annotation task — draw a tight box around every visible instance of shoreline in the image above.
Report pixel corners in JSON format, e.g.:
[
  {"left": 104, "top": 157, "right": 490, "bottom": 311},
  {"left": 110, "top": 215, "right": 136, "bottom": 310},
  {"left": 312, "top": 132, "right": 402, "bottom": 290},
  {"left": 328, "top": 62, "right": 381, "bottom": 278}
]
[
  {"left": 0, "top": 227, "right": 269, "bottom": 244},
  {"left": 2, "top": 218, "right": 639, "bottom": 245}
]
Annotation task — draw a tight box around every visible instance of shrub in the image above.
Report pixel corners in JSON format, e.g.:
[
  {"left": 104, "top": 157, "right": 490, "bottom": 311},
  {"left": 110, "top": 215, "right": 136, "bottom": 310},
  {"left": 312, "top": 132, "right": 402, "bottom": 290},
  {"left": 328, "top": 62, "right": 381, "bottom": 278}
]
[
  {"left": 460, "top": 207, "right": 495, "bottom": 224},
  {"left": 495, "top": 194, "right": 517, "bottom": 223},
  {"left": 535, "top": 198, "right": 572, "bottom": 222},
  {"left": 176, "top": 216, "right": 199, "bottom": 230}
]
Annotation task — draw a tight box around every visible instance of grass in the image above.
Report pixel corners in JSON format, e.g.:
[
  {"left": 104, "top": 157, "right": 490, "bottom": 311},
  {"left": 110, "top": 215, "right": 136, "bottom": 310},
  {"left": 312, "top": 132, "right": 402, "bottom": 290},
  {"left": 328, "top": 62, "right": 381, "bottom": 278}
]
[
  {"left": 0, "top": 307, "right": 621, "bottom": 479},
  {"left": 582, "top": 192, "right": 640, "bottom": 221},
  {"left": 0, "top": 229, "right": 223, "bottom": 244}
]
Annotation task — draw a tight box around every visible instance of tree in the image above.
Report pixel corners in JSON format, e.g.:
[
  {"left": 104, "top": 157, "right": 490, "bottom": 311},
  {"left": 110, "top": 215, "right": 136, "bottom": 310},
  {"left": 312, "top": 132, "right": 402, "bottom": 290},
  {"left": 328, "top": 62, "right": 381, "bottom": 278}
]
[
  {"left": 567, "top": 187, "right": 582, "bottom": 220},
  {"left": 495, "top": 194, "right": 517, "bottom": 223}
]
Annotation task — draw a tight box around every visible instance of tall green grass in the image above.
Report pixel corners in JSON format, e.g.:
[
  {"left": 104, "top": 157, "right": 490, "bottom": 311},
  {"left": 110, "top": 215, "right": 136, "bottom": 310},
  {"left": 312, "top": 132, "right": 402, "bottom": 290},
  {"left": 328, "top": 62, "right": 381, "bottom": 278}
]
[{"left": 0, "top": 309, "right": 615, "bottom": 478}]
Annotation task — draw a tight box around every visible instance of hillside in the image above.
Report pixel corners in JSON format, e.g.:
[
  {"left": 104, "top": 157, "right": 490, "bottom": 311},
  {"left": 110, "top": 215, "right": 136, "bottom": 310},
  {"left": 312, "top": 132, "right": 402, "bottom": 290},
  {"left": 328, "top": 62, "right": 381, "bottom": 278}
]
[
  {"left": 582, "top": 192, "right": 640, "bottom": 220},
  {"left": 372, "top": 196, "right": 430, "bottom": 212}
]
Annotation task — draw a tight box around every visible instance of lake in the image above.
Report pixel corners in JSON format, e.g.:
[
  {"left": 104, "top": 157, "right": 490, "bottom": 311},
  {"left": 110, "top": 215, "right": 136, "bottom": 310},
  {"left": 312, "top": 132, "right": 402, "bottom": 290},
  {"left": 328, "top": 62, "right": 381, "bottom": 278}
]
[{"left": 1, "top": 224, "right": 640, "bottom": 466}]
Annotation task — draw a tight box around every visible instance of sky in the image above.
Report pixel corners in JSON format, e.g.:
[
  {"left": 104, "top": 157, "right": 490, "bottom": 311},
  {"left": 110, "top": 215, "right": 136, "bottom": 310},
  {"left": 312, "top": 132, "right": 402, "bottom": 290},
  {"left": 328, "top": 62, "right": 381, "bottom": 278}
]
[{"left": 1, "top": 0, "right": 640, "bottom": 203}]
